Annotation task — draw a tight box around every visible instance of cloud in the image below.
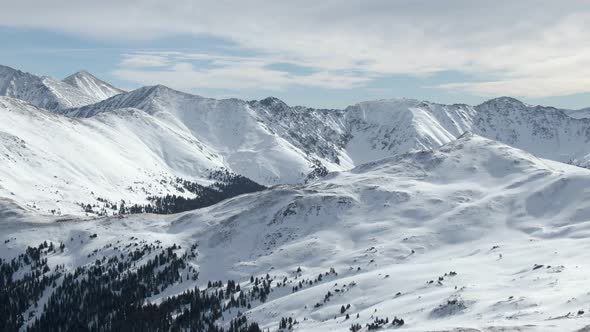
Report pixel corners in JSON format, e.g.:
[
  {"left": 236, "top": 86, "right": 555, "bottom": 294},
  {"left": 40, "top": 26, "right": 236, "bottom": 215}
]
[
  {"left": 120, "top": 53, "right": 171, "bottom": 68},
  {"left": 2, "top": 0, "right": 590, "bottom": 97},
  {"left": 438, "top": 77, "right": 590, "bottom": 98},
  {"left": 112, "top": 52, "right": 370, "bottom": 91}
]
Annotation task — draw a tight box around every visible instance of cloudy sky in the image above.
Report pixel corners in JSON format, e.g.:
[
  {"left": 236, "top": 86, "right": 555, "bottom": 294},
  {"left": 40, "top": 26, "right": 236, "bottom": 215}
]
[{"left": 1, "top": 0, "right": 590, "bottom": 108}]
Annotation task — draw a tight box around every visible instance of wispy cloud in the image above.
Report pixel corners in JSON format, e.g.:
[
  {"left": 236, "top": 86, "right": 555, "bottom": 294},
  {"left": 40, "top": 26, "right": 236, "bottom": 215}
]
[
  {"left": 438, "top": 77, "right": 590, "bottom": 98},
  {"left": 3, "top": 0, "right": 590, "bottom": 97},
  {"left": 120, "top": 53, "right": 171, "bottom": 68},
  {"left": 113, "top": 52, "right": 370, "bottom": 91}
]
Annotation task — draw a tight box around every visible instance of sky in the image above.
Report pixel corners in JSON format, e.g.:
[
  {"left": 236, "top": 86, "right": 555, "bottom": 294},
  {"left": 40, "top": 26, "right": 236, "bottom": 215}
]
[{"left": 1, "top": 0, "right": 590, "bottom": 109}]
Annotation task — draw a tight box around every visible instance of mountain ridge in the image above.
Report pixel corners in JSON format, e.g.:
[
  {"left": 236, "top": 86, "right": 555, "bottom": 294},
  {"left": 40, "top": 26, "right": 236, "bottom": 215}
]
[
  {"left": 5, "top": 63, "right": 590, "bottom": 331},
  {"left": 63, "top": 70, "right": 124, "bottom": 100},
  {"left": 3, "top": 64, "right": 590, "bottom": 216},
  {"left": 0, "top": 64, "right": 123, "bottom": 111},
  {"left": 63, "top": 84, "right": 590, "bottom": 168}
]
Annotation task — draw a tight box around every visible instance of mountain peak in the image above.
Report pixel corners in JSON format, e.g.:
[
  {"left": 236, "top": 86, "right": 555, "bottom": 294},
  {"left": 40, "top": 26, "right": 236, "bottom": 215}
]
[
  {"left": 61, "top": 83, "right": 205, "bottom": 118},
  {"left": 151, "top": 84, "right": 175, "bottom": 92},
  {"left": 63, "top": 70, "right": 102, "bottom": 82},
  {"left": 479, "top": 96, "right": 525, "bottom": 108},
  {"left": 258, "top": 96, "right": 289, "bottom": 109},
  {"left": 0, "top": 65, "right": 37, "bottom": 86},
  {"left": 0, "top": 64, "right": 99, "bottom": 111},
  {"left": 129, "top": 84, "right": 190, "bottom": 100},
  {"left": 66, "top": 69, "right": 92, "bottom": 77},
  {"left": 63, "top": 70, "right": 123, "bottom": 100},
  {"left": 0, "top": 64, "right": 20, "bottom": 74}
]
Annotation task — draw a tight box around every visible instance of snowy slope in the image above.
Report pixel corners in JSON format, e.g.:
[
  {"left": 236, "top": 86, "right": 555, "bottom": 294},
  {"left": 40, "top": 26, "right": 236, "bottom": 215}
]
[
  {"left": 0, "top": 96, "right": 225, "bottom": 216},
  {"left": 4, "top": 134, "right": 590, "bottom": 331},
  {"left": 0, "top": 65, "right": 120, "bottom": 111},
  {"left": 341, "top": 97, "right": 590, "bottom": 167},
  {"left": 63, "top": 85, "right": 323, "bottom": 185},
  {"left": 64, "top": 86, "right": 590, "bottom": 172},
  {"left": 564, "top": 107, "right": 590, "bottom": 119},
  {"left": 474, "top": 97, "right": 590, "bottom": 165},
  {"left": 4, "top": 64, "right": 590, "bottom": 216},
  {"left": 265, "top": 96, "right": 590, "bottom": 169},
  {"left": 249, "top": 97, "right": 352, "bottom": 169},
  {"left": 63, "top": 70, "right": 124, "bottom": 100},
  {"left": 342, "top": 99, "right": 476, "bottom": 164}
]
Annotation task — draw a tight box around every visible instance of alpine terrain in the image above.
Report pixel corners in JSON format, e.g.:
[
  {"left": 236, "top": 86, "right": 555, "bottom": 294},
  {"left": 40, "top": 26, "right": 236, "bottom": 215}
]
[{"left": 2, "top": 65, "right": 590, "bottom": 332}]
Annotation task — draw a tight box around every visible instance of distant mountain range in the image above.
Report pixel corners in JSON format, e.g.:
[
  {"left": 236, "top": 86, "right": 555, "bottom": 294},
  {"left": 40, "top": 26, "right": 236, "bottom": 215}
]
[{"left": 1, "top": 64, "right": 590, "bottom": 216}]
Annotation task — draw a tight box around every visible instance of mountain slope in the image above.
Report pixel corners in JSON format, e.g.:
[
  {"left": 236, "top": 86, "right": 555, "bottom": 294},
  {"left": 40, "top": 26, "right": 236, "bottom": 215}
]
[
  {"left": 0, "top": 65, "right": 120, "bottom": 111},
  {"left": 62, "top": 85, "right": 329, "bottom": 185},
  {"left": 0, "top": 96, "right": 228, "bottom": 216},
  {"left": 339, "top": 97, "right": 590, "bottom": 167},
  {"left": 64, "top": 86, "right": 590, "bottom": 172},
  {"left": 4, "top": 64, "right": 590, "bottom": 216},
  {"left": 474, "top": 97, "right": 590, "bottom": 165},
  {"left": 248, "top": 97, "right": 351, "bottom": 168},
  {"left": 564, "top": 107, "right": 590, "bottom": 119},
  {"left": 342, "top": 99, "right": 476, "bottom": 164},
  {"left": 63, "top": 70, "right": 124, "bottom": 100},
  {"left": 4, "top": 134, "right": 590, "bottom": 331}
]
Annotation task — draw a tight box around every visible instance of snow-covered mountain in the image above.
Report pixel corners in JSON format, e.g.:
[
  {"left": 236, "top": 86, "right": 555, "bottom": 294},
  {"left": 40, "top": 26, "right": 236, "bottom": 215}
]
[
  {"left": 62, "top": 85, "right": 323, "bottom": 184},
  {"left": 4, "top": 134, "right": 590, "bottom": 331},
  {"left": 338, "top": 97, "right": 590, "bottom": 167},
  {"left": 0, "top": 96, "right": 233, "bottom": 216},
  {"left": 473, "top": 97, "right": 590, "bottom": 165},
  {"left": 3, "top": 62, "right": 590, "bottom": 215},
  {"left": 564, "top": 107, "right": 590, "bottom": 119},
  {"left": 65, "top": 88, "right": 590, "bottom": 171},
  {"left": 63, "top": 70, "right": 124, "bottom": 100},
  {"left": 5, "top": 63, "right": 590, "bottom": 331},
  {"left": 0, "top": 65, "right": 121, "bottom": 111}
]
